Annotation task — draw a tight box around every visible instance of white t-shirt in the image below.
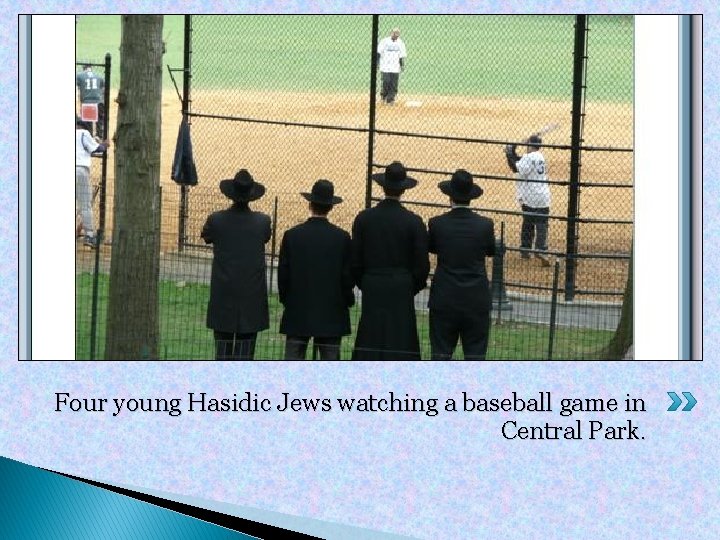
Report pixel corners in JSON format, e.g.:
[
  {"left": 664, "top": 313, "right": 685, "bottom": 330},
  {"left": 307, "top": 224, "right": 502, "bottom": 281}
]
[
  {"left": 377, "top": 36, "right": 407, "bottom": 73},
  {"left": 76, "top": 128, "right": 99, "bottom": 168},
  {"left": 515, "top": 150, "right": 550, "bottom": 208}
]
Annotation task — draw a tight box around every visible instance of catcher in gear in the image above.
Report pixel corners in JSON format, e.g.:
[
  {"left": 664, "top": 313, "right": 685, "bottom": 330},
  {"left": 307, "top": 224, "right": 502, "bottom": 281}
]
[{"left": 505, "top": 135, "right": 551, "bottom": 266}]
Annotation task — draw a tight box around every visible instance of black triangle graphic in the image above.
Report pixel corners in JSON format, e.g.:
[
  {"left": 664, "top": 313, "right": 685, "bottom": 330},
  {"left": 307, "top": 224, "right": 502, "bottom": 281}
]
[{"left": 44, "top": 468, "right": 324, "bottom": 540}]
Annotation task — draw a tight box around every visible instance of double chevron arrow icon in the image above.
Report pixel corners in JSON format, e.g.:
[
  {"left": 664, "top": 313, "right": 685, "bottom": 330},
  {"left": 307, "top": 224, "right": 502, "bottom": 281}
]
[{"left": 667, "top": 392, "right": 697, "bottom": 412}]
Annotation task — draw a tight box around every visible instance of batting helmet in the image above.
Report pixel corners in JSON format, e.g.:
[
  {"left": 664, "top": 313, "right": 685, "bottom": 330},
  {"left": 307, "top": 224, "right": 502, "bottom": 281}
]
[{"left": 527, "top": 135, "right": 542, "bottom": 147}]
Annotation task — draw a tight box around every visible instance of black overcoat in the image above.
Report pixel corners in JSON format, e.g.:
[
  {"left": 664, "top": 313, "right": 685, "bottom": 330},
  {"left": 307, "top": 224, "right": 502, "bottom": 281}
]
[
  {"left": 428, "top": 207, "right": 496, "bottom": 313},
  {"left": 350, "top": 199, "right": 430, "bottom": 360},
  {"left": 201, "top": 205, "right": 272, "bottom": 333},
  {"left": 278, "top": 217, "right": 354, "bottom": 337}
]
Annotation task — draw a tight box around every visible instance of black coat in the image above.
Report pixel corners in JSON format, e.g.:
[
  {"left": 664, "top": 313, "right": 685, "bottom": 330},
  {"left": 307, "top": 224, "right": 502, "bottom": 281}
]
[
  {"left": 201, "top": 205, "right": 272, "bottom": 333},
  {"left": 278, "top": 217, "right": 354, "bottom": 337},
  {"left": 351, "top": 199, "right": 430, "bottom": 360},
  {"left": 428, "top": 207, "right": 496, "bottom": 313},
  {"left": 171, "top": 118, "right": 198, "bottom": 186}
]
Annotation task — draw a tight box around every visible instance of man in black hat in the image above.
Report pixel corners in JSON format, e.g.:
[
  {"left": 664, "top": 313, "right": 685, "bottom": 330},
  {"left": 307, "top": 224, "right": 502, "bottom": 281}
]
[
  {"left": 201, "top": 169, "right": 271, "bottom": 360},
  {"left": 428, "top": 169, "right": 496, "bottom": 360},
  {"left": 351, "top": 161, "right": 430, "bottom": 360},
  {"left": 278, "top": 179, "right": 354, "bottom": 360}
]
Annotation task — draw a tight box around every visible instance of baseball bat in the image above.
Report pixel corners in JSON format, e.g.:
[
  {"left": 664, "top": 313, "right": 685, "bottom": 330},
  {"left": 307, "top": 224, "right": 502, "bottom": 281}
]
[{"left": 534, "top": 122, "right": 560, "bottom": 137}]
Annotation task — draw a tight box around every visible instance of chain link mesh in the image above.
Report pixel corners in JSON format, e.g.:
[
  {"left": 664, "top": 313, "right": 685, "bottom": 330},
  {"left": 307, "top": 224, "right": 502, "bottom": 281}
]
[
  {"left": 574, "top": 15, "right": 633, "bottom": 298},
  {"left": 76, "top": 15, "right": 633, "bottom": 359}
]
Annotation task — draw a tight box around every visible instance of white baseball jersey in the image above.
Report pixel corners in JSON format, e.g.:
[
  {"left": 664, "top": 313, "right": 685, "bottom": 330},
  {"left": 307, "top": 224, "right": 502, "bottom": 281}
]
[
  {"left": 515, "top": 150, "right": 550, "bottom": 208},
  {"left": 76, "top": 128, "right": 100, "bottom": 168},
  {"left": 377, "top": 37, "right": 407, "bottom": 73}
]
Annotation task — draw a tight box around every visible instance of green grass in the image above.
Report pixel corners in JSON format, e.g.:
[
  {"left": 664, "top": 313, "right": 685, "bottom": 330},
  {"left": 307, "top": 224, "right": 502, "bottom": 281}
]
[
  {"left": 76, "top": 15, "right": 632, "bottom": 102},
  {"left": 76, "top": 273, "right": 612, "bottom": 360},
  {"left": 76, "top": 15, "right": 186, "bottom": 93}
]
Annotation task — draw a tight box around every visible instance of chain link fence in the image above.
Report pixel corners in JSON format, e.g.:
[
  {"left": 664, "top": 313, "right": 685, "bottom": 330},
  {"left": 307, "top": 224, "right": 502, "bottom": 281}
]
[
  {"left": 76, "top": 250, "right": 619, "bottom": 360},
  {"left": 75, "top": 55, "right": 111, "bottom": 359},
  {"left": 76, "top": 15, "right": 633, "bottom": 360},
  {"left": 571, "top": 15, "right": 633, "bottom": 300}
]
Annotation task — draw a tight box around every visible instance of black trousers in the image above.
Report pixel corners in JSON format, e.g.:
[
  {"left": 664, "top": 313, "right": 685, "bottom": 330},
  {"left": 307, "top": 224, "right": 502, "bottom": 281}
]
[
  {"left": 380, "top": 72, "right": 400, "bottom": 103},
  {"left": 429, "top": 308, "right": 490, "bottom": 360},
  {"left": 520, "top": 205, "right": 549, "bottom": 252},
  {"left": 214, "top": 331, "right": 257, "bottom": 360},
  {"left": 284, "top": 336, "right": 341, "bottom": 360}
]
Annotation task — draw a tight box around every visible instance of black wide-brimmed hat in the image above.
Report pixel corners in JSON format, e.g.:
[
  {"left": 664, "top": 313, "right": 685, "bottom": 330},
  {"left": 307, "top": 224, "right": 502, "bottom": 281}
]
[
  {"left": 438, "top": 169, "right": 483, "bottom": 202},
  {"left": 301, "top": 179, "right": 343, "bottom": 206},
  {"left": 371, "top": 161, "right": 418, "bottom": 190},
  {"left": 219, "top": 169, "right": 266, "bottom": 202}
]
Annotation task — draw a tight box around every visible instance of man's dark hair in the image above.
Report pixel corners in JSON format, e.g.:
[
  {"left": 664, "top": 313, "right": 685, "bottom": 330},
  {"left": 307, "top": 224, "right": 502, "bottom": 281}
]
[
  {"left": 310, "top": 202, "right": 332, "bottom": 216},
  {"left": 83, "top": 64, "right": 92, "bottom": 70},
  {"left": 382, "top": 186, "right": 404, "bottom": 198}
]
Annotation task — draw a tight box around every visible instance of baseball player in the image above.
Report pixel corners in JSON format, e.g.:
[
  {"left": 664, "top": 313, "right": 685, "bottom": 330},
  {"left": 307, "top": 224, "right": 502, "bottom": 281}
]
[
  {"left": 505, "top": 134, "right": 551, "bottom": 266},
  {"left": 76, "top": 118, "right": 108, "bottom": 249},
  {"left": 76, "top": 64, "right": 105, "bottom": 138},
  {"left": 377, "top": 27, "right": 407, "bottom": 105}
]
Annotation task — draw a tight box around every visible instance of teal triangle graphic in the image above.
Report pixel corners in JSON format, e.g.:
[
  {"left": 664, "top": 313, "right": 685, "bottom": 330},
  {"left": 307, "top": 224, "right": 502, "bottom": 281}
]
[{"left": 0, "top": 456, "right": 257, "bottom": 540}]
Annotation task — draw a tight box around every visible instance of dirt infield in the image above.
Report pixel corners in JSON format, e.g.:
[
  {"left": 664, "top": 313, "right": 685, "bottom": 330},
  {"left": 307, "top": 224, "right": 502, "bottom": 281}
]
[{"left": 92, "top": 89, "right": 632, "bottom": 295}]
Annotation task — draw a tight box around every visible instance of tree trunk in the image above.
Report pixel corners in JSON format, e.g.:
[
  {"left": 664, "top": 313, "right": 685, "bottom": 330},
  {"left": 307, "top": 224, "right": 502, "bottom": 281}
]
[
  {"left": 600, "top": 249, "right": 633, "bottom": 359},
  {"left": 105, "top": 16, "right": 164, "bottom": 360}
]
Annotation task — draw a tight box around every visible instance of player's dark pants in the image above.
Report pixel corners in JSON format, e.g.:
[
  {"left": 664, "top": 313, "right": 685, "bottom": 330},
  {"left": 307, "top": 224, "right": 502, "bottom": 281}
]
[
  {"left": 75, "top": 165, "right": 95, "bottom": 237},
  {"left": 214, "top": 331, "right": 257, "bottom": 360},
  {"left": 284, "top": 336, "right": 341, "bottom": 360},
  {"left": 520, "top": 205, "right": 549, "bottom": 255},
  {"left": 380, "top": 71, "right": 400, "bottom": 103},
  {"left": 429, "top": 307, "right": 491, "bottom": 360}
]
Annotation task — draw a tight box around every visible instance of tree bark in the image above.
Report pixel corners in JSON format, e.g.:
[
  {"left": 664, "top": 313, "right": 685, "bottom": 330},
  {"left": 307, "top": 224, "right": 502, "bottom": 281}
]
[
  {"left": 600, "top": 249, "right": 633, "bottom": 359},
  {"left": 105, "top": 16, "right": 164, "bottom": 360}
]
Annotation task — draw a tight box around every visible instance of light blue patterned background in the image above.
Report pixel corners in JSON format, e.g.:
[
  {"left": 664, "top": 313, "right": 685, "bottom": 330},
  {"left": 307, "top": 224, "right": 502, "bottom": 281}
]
[
  {"left": 2, "top": 363, "right": 719, "bottom": 538},
  {"left": 2, "top": 3, "right": 719, "bottom": 540}
]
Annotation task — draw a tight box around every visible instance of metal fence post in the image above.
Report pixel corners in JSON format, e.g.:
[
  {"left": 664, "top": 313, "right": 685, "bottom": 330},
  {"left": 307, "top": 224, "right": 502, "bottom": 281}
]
[
  {"left": 268, "top": 196, "right": 279, "bottom": 295},
  {"left": 547, "top": 260, "right": 561, "bottom": 360},
  {"left": 491, "top": 221, "right": 512, "bottom": 319},
  {"left": 365, "top": 15, "right": 379, "bottom": 209},
  {"left": 89, "top": 52, "right": 112, "bottom": 361},
  {"left": 102, "top": 53, "right": 111, "bottom": 144},
  {"left": 89, "top": 254, "right": 100, "bottom": 360},
  {"left": 565, "top": 14, "right": 588, "bottom": 301},
  {"left": 98, "top": 53, "right": 111, "bottom": 240},
  {"left": 178, "top": 15, "right": 193, "bottom": 252}
]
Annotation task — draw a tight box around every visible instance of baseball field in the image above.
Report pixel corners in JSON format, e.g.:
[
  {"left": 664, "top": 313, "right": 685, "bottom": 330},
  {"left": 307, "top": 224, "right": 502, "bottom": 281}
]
[{"left": 77, "top": 15, "right": 633, "bottom": 296}]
